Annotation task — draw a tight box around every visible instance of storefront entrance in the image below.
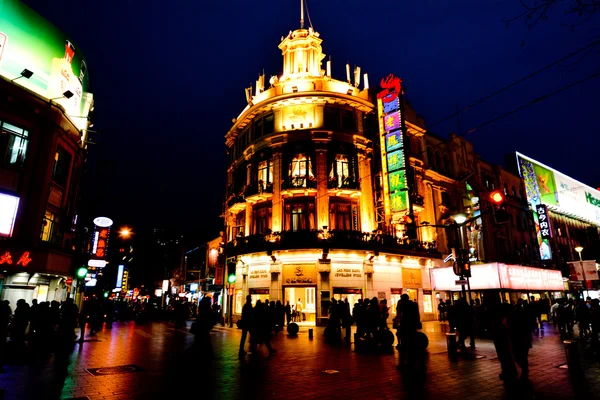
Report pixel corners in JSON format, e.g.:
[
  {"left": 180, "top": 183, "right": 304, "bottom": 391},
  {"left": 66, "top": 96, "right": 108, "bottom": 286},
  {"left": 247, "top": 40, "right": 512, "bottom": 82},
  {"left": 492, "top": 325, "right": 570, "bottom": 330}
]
[{"left": 284, "top": 286, "right": 316, "bottom": 326}]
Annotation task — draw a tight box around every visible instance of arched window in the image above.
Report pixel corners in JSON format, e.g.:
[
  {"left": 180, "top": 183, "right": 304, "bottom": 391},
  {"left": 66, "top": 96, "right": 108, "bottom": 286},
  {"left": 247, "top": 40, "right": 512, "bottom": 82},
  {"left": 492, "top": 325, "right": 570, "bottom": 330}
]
[
  {"left": 427, "top": 147, "right": 435, "bottom": 170},
  {"left": 435, "top": 152, "right": 443, "bottom": 173},
  {"left": 443, "top": 153, "right": 451, "bottom": 174}
]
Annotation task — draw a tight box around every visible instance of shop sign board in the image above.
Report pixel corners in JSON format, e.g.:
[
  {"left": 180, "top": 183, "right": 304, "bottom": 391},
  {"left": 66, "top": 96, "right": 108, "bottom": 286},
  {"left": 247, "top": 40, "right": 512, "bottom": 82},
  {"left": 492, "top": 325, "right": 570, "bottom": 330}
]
[
  {"left": 536, "top": 205, "right": 552, "bottom": 239},
  {"left": 249, "top": 288, "right": 269, "bottom": 295},
  {"left": 283, "top": 264, "right": 317, "bottom": 285},
  {"left": 431, "top": 263, "right": 563, "bottom": 291},
  {"left": 402, "top": 268, "right": 423, "bottom": 288},
  {"left": 0, "top": 250, "right": 32, "bottom": 266},
  {"left": 498, "top": 264, "right": 564, "bottom": 291},
  {"left": 332, "top": 265, "right": 363, "bottom": 279},
  {"left": 567, "top": 261, "right": 599, "bottom": 281}
]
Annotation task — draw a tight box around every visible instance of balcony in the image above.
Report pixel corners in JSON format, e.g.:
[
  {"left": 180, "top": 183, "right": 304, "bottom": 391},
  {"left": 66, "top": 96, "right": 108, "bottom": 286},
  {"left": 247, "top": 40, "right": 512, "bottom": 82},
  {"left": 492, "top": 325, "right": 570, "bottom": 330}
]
[
  {"left": 281, "top": 176, "right": 317, "bottom": 194},
  {"left": 244, "top": 180, "right": 273, "bottom": 203},
  {"left": 226, "top": 194, "right": 246, "bottom": 212},
  {"left": 225, "top": 229, "right": 441, "bottom": 259}
]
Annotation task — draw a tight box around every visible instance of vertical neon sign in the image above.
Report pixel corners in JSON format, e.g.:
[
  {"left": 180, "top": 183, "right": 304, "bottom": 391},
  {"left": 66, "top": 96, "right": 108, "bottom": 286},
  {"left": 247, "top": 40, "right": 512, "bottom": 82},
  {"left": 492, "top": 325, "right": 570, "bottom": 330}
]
[{"left": 378, "top": 74, "right": 409, "bottom": 225}]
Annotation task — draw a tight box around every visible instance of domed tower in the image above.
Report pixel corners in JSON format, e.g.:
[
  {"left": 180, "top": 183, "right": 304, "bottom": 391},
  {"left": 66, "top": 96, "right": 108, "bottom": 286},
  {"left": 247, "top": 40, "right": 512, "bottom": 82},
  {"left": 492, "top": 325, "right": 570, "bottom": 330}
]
[{"left": 223, "top": 4, "right": 437, "bottom": 326}]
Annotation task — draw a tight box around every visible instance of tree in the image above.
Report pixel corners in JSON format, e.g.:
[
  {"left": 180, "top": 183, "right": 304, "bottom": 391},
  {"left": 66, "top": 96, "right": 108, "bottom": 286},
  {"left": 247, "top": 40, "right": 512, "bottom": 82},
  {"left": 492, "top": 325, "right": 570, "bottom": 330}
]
[{"left": 507, "top": 0, "right": 599, "bottom": 46}]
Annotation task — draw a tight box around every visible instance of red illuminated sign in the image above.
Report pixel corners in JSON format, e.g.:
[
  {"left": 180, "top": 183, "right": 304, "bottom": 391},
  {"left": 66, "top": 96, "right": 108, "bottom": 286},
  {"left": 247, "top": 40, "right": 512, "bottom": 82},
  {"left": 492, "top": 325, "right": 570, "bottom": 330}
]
[
  {"left": 16, "top": 251, "right": 32, "bottom": 266},
  {"left": 377, "top": 74, "right": 402, "bottom": 103},
  {"left": 0, "top": 250, "right": 32, "bottom": 266}
]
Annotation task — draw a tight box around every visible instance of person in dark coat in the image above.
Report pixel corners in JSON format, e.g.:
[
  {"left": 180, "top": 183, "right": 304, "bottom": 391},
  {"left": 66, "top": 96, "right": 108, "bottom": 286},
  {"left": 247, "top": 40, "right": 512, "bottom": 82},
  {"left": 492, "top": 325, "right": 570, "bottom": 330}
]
[
  {"left": 239, "top": 295, "right": 253, "bottom": 356},
  {"left": 487, "top": 295, "right": 517, "bottom": 382},
  {"left": 284, "top": 301, "right": 292, "bottom": 326},
  {"left": 194, "top": 297, "right": 215, "bottom": 358},
  {"left": 396, "top": 294, "right": 421, "bottom": 370},
  {"left": 510, "top": 299, "right": 533, "bottom": 381}
]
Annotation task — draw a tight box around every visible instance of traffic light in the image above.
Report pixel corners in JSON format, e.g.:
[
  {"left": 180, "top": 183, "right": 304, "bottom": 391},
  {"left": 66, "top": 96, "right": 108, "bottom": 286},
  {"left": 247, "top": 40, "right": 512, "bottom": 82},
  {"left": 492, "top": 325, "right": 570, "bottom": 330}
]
[
  {"left": 460, "top": 249, "right": 471, "bottom": 278},
  {"left": 489, "top": 190, "right": 510, "bottom": 224},
  {"left": 404, "top": 214, "right": 417, "bottom": 240},
  {"left": 227, "top": 262, "right": 237, "bottom": 284},
  {"left": 451, "top": 249, "right": 461, "bottom": 276},
  {"left": 76, "top": 266, "right": 88, "bottom": 278},
  {"left": 454, "top": 249, "right": 471, "bottom": 278}
]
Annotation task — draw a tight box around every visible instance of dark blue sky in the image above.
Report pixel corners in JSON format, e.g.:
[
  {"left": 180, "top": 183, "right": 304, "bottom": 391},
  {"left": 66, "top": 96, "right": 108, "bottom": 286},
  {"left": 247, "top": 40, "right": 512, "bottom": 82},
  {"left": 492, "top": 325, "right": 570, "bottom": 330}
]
[{"left": 23, "top": 0, "right": 600, "bottom": 236}]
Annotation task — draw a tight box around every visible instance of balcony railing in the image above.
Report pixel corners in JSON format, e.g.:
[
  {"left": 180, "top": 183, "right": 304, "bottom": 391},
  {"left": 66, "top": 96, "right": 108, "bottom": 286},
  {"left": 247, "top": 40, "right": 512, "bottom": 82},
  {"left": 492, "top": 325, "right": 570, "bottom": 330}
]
[
  {"left": 226, "top": 194, "right": 245, "bottom": 208},
  {"left": 328, "top": 176, "right": 359, "bottom": 190},
  {"left": 244, "top": 181, "right": 273, "bottom": 197},
  {"left": 282, "top": 176, "right": 317, "bottom": 190},
  {"left": 226, "top": 229, "right": 440, "bottom": 258}
]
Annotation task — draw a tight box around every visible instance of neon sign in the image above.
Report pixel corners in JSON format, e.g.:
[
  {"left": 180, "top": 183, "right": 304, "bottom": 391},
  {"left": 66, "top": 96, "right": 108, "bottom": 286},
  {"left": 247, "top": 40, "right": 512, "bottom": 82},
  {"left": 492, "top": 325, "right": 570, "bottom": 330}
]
[
  {"left": 0, "top": 250, "right": 32, "bottom": 266},
  {"left": 377, "top": 74, "right": 402, "bottom": 103},
  {"left": 378, "top": 73, "right": 409, "bottom": 217}
]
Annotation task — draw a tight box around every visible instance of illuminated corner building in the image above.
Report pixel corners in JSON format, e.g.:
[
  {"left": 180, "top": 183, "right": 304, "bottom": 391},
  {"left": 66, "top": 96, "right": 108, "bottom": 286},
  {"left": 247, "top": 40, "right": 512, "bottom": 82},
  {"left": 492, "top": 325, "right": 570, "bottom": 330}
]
[
  {"left": 0, "top": 0, "right": 93, "bottom": 304},
  {"left": 223, "top": 8, "right": 444, "bottom": 326},
  {"left": 510, "top": 152, "right": 600, "bottom": 289}
]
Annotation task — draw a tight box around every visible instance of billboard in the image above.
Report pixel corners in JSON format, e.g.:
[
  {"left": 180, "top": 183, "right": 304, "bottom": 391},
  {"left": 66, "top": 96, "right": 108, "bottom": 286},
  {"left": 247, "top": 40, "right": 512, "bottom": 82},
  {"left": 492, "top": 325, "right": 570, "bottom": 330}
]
[
  {"left": 0, "top": 0, "right": 93, "bottom": 131},
  {"left": 516, "top": 153, "right": 600, "bottom": 226}
]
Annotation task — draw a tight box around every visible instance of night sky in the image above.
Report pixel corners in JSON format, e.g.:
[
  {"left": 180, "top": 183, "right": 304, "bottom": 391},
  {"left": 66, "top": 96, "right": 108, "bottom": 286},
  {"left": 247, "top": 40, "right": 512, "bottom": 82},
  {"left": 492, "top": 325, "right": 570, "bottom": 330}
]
[{"left": 22, "top": 0, "right": 600, "bottom": 238}]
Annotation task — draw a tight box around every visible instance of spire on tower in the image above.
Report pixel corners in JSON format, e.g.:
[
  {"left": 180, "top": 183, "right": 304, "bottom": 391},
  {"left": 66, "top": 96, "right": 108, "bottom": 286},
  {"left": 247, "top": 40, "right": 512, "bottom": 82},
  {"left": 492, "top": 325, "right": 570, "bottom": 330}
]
[{"left": 300, "top": 0, "right": 304, "bottom": 29}]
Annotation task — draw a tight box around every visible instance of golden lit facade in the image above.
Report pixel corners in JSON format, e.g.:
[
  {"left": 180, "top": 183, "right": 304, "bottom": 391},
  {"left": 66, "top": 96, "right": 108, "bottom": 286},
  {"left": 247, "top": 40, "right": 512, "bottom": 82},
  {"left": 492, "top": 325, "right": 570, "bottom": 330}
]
[{"left": 223, "top": 20, "right": 444, "bottom": 324}]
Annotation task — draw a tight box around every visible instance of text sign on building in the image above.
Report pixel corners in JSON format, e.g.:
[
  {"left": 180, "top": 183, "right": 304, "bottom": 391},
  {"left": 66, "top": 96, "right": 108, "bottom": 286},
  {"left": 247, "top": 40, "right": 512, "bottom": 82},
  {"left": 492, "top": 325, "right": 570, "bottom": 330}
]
[
  {"left": 402, "top": 268, "right": 423, "bottom": 288},
  {"left": 536, "top": 204, "right": 552, "bottom": 240},
  {"left": 332, "top": 266, "right": 363, "bottom": 279},
  {"left": 378, "top": 74, "right": 409, "bottom": 216},
  {"left": 283, "top": 264, "right": 317, "bottom": 285}
]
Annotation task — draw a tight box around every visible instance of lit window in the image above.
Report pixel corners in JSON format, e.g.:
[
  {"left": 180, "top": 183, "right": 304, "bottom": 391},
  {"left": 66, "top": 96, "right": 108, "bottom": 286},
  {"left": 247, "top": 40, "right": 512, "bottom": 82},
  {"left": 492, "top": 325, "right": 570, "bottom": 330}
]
[
  {"left": 41, "top": 211, "right": 56, "bottom": 242},
  {"left": 0, "top": 193, "right": 19, "bottom": 237},
  {"left": 329, "top": 154, "right": 350, "bottom": 188},
  {"left": 289, "top": 153, "right": 314, "bottom": 188},
  {"left": 258, "top": 160, "right": 273, "bottom": 186},
  {"left": 0, "top": 121, "right": 29, "bottom": 167},
  {"left": 52, "top": 146, "right": 72, "bottom": 187}
]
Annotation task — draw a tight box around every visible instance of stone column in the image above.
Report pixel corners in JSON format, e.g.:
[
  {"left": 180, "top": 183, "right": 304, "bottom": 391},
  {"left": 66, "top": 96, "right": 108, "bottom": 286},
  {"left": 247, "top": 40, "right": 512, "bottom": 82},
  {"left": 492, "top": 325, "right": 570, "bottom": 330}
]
[
  {"left": 358, "top": 153, "right": 374, "bottom": 233},
  {"left": 272, "top": 151, "right": 283, "bottom": 232},
  {"left": 316, "top": 149, "right": 328, "bottom": 229}
]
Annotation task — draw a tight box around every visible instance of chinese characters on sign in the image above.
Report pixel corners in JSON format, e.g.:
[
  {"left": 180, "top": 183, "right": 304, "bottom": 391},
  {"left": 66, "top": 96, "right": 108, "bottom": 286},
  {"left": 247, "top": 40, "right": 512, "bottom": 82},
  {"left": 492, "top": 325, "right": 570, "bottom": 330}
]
[
  {"left": 0, "top": 250, "right": 32, "bottom": 266},
  {"left": 378, "top": 73, "right": 409, "bottom": 215},
  {"left": 536, "top": 204, "right": 552, "bottom": 239},
  {"left": 282, "top": 264, "right": 317, "bottom": 285}
]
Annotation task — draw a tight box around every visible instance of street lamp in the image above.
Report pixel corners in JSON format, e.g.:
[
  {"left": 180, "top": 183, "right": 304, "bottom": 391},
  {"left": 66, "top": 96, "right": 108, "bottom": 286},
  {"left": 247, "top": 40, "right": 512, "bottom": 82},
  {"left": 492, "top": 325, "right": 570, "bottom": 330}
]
[
  {"left": 452, "top": 213, "right": 471, "bottom": 303},
  {"left": 119, "top": 227, "right": 132, "bottom": 238},
  {"left": 574, "top": 246, "right": 588, "bottom": 299}
]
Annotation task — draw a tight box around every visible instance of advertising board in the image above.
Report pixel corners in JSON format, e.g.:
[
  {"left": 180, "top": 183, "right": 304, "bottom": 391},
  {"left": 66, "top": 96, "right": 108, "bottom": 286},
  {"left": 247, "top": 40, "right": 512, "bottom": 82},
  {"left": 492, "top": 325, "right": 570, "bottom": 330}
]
[
  {"left": 516, "top": 153, "right": 600, "bottom": 226},
  {"left": 0, "top": 0, "right": 93, "bottom": 131}
]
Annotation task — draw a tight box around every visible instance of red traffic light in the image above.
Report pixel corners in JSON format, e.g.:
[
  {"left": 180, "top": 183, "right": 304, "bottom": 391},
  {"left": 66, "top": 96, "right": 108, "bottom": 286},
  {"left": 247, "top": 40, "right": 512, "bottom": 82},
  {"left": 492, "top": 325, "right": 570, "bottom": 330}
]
[
  {"left": 489, "top": 190, "right": 505, "bottom": 205},
  {"left": 403, "top": 215, "right": 413, "bottom": 224}
]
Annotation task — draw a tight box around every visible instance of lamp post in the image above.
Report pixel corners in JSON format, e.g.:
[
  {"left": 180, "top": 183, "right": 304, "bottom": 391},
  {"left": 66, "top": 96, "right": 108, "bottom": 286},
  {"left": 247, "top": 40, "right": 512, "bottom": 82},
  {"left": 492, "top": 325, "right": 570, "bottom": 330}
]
[
  {"left": 574, "top": 246, "right": 588, "bottom": 299},
  {"left": 451, "top": 214, "right": 473, "bottom": 303}
]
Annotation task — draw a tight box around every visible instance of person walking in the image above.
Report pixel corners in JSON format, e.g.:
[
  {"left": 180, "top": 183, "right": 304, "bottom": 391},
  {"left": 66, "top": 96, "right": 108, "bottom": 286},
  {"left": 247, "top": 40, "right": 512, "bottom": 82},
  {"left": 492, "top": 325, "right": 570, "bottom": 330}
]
[
  {"left": 284, "top": 301, "right": 292, "bottom": 326},
  {"left": 194, "top": 297, "right": 215, "bottom": 358},
  {"left": 239, "top": 295, "right": 253, "bottom": 356},
  {"left": 510, "top": 299, "right": 533, "bottom": 382},
  {"left": 396, "top": 294, "right": 421, "bottom": 371}
]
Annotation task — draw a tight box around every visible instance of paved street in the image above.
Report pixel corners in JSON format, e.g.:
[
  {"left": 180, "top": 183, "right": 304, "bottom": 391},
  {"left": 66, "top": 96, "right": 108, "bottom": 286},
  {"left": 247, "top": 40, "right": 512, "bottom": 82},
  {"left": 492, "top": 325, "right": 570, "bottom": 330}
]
[{"left": 1, "top": 320, "right": 600, "bottom": 400}]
